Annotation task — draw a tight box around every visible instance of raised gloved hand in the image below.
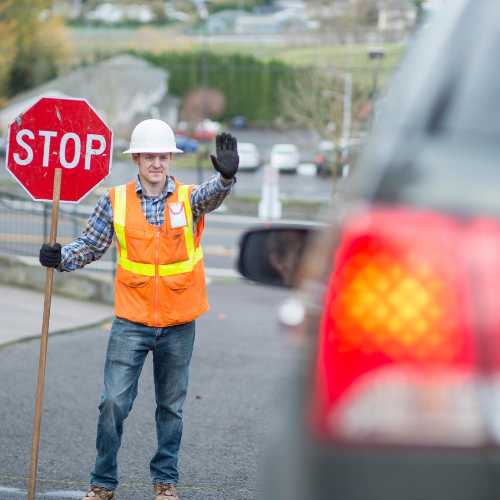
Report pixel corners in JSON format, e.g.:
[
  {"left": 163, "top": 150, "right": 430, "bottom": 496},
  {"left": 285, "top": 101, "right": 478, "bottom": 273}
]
[
  {"left": 210, "top": 132, "right": 239, "bottom": 180},
  {"left": 39, "top": 243, "right": 62, "bottom": 267}
]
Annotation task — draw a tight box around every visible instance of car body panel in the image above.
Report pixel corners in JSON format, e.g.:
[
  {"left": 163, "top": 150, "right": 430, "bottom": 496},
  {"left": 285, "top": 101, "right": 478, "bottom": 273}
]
[
  {"left": 270, "top": 143, "right": 300, "bottom": 172},
  {"left": 237, "top": 142, "right": 261, "bottom": 170},
  {"left": 237, "top": 1, "right": 500, "bottom": 499}
]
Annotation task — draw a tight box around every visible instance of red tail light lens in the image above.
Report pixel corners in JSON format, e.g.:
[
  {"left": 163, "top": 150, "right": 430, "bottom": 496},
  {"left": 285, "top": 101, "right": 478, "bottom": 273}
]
[{"left": 309, "top": 207, "right": 487, "bottom": 448}]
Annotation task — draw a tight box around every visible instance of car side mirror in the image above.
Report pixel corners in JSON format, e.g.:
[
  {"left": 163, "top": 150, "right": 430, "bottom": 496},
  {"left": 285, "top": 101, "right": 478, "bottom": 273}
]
[{"left": 237, "top": 228, "right": 311, "bottom": 288}]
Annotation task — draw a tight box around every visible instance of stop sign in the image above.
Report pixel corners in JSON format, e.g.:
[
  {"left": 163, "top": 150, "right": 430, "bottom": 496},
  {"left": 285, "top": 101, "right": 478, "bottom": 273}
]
[{"left": 6, "top": 97, "right": 113, "bottom": 203}]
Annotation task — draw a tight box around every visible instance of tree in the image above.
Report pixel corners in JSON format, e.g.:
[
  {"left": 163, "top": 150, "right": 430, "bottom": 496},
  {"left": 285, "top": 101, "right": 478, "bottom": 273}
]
[
  {"left": 0, "top": 0, "right": 18, "bottom": 105},
  {"left": 179, "top": 87, "right": 226, "bottom": 123},
  {"left": 0, "top": 0, "right": 72, "bottom": 101},
  {"left": 277, "top": 68, "right": 368, "bottom": 141},
  {"left": 353, "top": 0, "right": 379, "bottom": 26}
]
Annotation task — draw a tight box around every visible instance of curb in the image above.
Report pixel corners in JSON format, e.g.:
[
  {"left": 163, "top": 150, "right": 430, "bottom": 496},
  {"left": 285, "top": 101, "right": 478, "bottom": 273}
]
[
  {"left": 0, "top": 316, "right": 114, "bottom": 350},
  {"left": 222, "top": 196, "right": 323, "bottom": 220},
  {"left": 0, "top": 253, "right": 115, "bottom": 304}
]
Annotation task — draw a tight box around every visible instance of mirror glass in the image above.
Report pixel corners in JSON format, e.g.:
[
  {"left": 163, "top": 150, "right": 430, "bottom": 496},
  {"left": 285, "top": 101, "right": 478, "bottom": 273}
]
[{"left": 238, "top": 228, "right": 311, "bottom": 287}]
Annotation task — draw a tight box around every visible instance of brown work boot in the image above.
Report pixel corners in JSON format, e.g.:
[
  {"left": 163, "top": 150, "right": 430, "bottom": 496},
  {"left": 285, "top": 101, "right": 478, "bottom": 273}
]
[
  {"left": 153, "top": 482, "right": 178, "bottom": 499},
  {"left": 82, "top": 486, "right": 115, "bottom": 500}
]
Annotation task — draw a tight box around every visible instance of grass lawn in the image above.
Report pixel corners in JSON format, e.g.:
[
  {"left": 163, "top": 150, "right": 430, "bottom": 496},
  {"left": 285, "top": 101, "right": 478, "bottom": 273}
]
[
  {"left": 206, "top": 41, "right": 408, "bottom": 70},
  {"left": 70, "top": 26, "right": 407, "bottom": 70},
  {"left": 267, "top": 43, "right": 407, "bottom": 69}
]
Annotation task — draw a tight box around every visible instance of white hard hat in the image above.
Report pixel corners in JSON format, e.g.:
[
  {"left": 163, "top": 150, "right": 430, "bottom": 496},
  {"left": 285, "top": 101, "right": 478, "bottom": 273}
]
[{"left": 123, "top": 119, "right": 183, "bottom": 154}]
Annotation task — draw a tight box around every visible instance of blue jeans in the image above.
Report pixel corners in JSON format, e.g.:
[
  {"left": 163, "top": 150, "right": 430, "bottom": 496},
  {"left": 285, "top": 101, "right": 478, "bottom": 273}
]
[{"left": 90, "top": 317, "right": 196, "bottom": 490}]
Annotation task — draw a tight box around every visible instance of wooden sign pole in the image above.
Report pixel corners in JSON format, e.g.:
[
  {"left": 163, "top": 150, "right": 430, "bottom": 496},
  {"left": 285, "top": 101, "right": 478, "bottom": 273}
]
[{"left": 28, "top": 168, "right": 62, "bottom": 500}]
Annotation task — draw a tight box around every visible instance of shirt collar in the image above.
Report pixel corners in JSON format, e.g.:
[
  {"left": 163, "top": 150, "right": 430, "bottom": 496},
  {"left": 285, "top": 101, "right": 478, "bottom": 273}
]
[{"left": 135, "top": 175, "right": 175, "bottom": 201}]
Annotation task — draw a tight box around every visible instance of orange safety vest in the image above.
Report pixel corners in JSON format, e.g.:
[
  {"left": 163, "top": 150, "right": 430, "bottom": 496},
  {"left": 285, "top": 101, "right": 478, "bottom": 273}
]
[{"left": 108, "top": 178, "right": 209, "bottom": 327}]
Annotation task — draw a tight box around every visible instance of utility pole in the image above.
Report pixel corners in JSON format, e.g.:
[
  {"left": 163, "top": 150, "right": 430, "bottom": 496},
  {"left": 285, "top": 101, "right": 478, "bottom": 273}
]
[
  {"left": 343, "top": 72, "right": 352, "bottom": 146},
  {"left": 198, "top": 0, "right": 211, "bottom": 185},
  {"left": 367, "top": 47, "right": 385, "bottom": 130}
]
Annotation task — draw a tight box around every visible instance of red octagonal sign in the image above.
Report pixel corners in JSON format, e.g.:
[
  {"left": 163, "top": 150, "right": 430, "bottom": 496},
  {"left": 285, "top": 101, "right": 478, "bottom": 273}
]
[{"left": 6, "top": 97, "right": 113, "bottom": 203}]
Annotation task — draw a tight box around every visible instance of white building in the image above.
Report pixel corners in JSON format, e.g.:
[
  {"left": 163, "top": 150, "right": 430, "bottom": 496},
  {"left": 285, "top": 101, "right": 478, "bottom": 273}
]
[
  {"left": 86, "top": 3, "right": 156, "bottom": 24},
  {"left": 206, "top": 9, "right": 250, "bottom": 34}
]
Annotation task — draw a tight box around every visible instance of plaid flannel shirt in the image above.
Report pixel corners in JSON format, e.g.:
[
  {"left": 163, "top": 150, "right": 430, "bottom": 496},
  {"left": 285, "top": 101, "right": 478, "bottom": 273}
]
[{"left": 58, "top": 173, "right": 234, "bottom": 272}]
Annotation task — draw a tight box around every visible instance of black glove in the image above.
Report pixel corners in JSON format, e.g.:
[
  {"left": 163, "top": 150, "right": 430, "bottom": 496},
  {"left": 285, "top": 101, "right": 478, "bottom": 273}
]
[
  {"left": 210, "top": 132, "right": 239, "bottom": 180},
  {"left": 39, "top": 243, "right": 62, "bottom": 267}
]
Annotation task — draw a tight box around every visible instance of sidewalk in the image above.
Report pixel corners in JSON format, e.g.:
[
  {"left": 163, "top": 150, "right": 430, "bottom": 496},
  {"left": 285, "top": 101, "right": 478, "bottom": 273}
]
[{"left": 0, "top": 284, "right": 115, "bottom": 347}]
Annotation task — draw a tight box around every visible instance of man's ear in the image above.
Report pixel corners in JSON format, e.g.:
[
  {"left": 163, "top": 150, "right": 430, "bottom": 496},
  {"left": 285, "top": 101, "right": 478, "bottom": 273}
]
[{"left": 132, "top": 153, "right": 140, "bottom": 165}]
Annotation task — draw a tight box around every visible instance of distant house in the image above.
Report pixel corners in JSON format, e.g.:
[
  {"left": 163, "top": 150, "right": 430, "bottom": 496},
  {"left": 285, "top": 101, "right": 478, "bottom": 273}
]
[
  {"left": 235, "top": 9, "right": 308, "bottom": 34},
  {"left": 205, "top": 9, "right": 249, "bottom": 34},
  {"left": 87, "top": 3, "right": 156, "bottom": 24},
  {"left": 0, "top": 55, "right": 177, "bottom": 137},
  {"left": 378, "top": 0, "right": 417, "bottom": 31}
]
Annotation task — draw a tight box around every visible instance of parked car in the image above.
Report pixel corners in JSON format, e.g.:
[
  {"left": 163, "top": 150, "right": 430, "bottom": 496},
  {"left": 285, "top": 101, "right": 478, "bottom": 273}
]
[
  {"left": 0, "top": 136, "right": 6, "bottom": 156},
  {"left": 192, "top": 119, "right": 221, "bottom": 141},
  {"left": 237, "top": 142, "right": 260, "bottom": 171},
  {"left": 270, "top": 143, "right": 300, "bottom": 173},
  {"left": 174, "top": 134, "right": 198, "bottom": 153},
  {"left": 230, "top": 115, "right": 248, "bottom": 129},
  {"left": 237, "top": 1, "right": 500, "bottom": 499},
  {"left": 314, "top": 140, "right": 337, "bottom": 177}
]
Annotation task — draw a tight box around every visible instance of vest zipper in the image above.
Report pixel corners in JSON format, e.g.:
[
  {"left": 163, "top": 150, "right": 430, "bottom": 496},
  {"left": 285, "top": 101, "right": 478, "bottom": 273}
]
[{"left": 155, "top": 226, "right": 160, "bottom": 327}]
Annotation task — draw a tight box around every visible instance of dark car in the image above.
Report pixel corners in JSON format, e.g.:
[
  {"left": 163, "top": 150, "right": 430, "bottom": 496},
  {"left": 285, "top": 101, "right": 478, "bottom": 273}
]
[
  {"left": 174, "top": 134, "right": 198, "bottom": 153},
  {"left": 314, "top": 140, "right": 337, "bottom": 177},
  {"left": 237, "top": 1, "right": 500, "bottom": 499},
  {"left": 230, "top": 115, "right": 248, "bottom": 129}
]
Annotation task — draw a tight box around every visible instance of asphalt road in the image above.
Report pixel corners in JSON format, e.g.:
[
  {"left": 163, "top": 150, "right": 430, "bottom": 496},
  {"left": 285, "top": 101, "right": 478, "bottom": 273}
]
[{"left": 0, "top": 281, "right": 297, "bottom": 500}]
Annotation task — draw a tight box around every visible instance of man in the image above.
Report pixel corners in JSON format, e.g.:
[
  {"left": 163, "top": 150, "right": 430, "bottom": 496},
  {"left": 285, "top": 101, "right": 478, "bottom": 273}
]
[{"left": 38, "top": 119, "right": 239, "bottom": 500}]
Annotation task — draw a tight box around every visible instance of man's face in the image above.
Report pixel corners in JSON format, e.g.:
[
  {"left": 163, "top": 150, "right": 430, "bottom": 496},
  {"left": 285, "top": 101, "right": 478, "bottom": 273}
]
[{"left": 133, "top": 153, "right": 172, "bottom": 187}]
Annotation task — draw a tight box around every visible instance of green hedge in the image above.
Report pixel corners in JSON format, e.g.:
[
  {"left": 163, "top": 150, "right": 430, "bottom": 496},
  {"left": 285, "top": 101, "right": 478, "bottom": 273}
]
[
  {"left": 209, "top": 2, "right": 254, "bottom": 15},
  {"left": 129, "top": 50, "right": 294, "bottom": 123}
]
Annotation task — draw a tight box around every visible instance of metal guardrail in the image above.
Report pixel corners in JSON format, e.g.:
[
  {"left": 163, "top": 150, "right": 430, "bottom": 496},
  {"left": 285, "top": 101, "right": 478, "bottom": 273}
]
[{"left": 0, "top": 191, "right": 117, "bottom": 273}]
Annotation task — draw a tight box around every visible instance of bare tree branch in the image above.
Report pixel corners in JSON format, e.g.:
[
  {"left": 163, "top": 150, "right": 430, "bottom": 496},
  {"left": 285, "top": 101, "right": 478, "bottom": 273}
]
[{"left": 277, "top": 68, "right": 367, "bottom": 140}]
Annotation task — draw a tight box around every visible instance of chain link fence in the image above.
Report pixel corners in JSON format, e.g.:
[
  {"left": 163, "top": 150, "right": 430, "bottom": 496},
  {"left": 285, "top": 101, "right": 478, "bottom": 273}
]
[{"left": 0, "top": 191, "right": 117, "bottom": 274}]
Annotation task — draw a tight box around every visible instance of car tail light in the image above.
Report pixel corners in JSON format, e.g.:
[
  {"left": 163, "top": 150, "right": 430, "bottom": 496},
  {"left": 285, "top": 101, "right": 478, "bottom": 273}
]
[{"left": 309, "top": 206, "right": 500, "bottom": 449}]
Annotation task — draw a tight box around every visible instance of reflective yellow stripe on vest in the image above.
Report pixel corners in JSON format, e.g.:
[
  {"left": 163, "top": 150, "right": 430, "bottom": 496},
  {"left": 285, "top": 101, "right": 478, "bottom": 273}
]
[
  {"left": 118, "top": 256, "right": 155, "bottom": 276},
  {"left": 114, "top": 184, "right": 203, "bottom": 277},
  {"left": 114, "top": 185, "right": 127, "bottom": 261}
]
